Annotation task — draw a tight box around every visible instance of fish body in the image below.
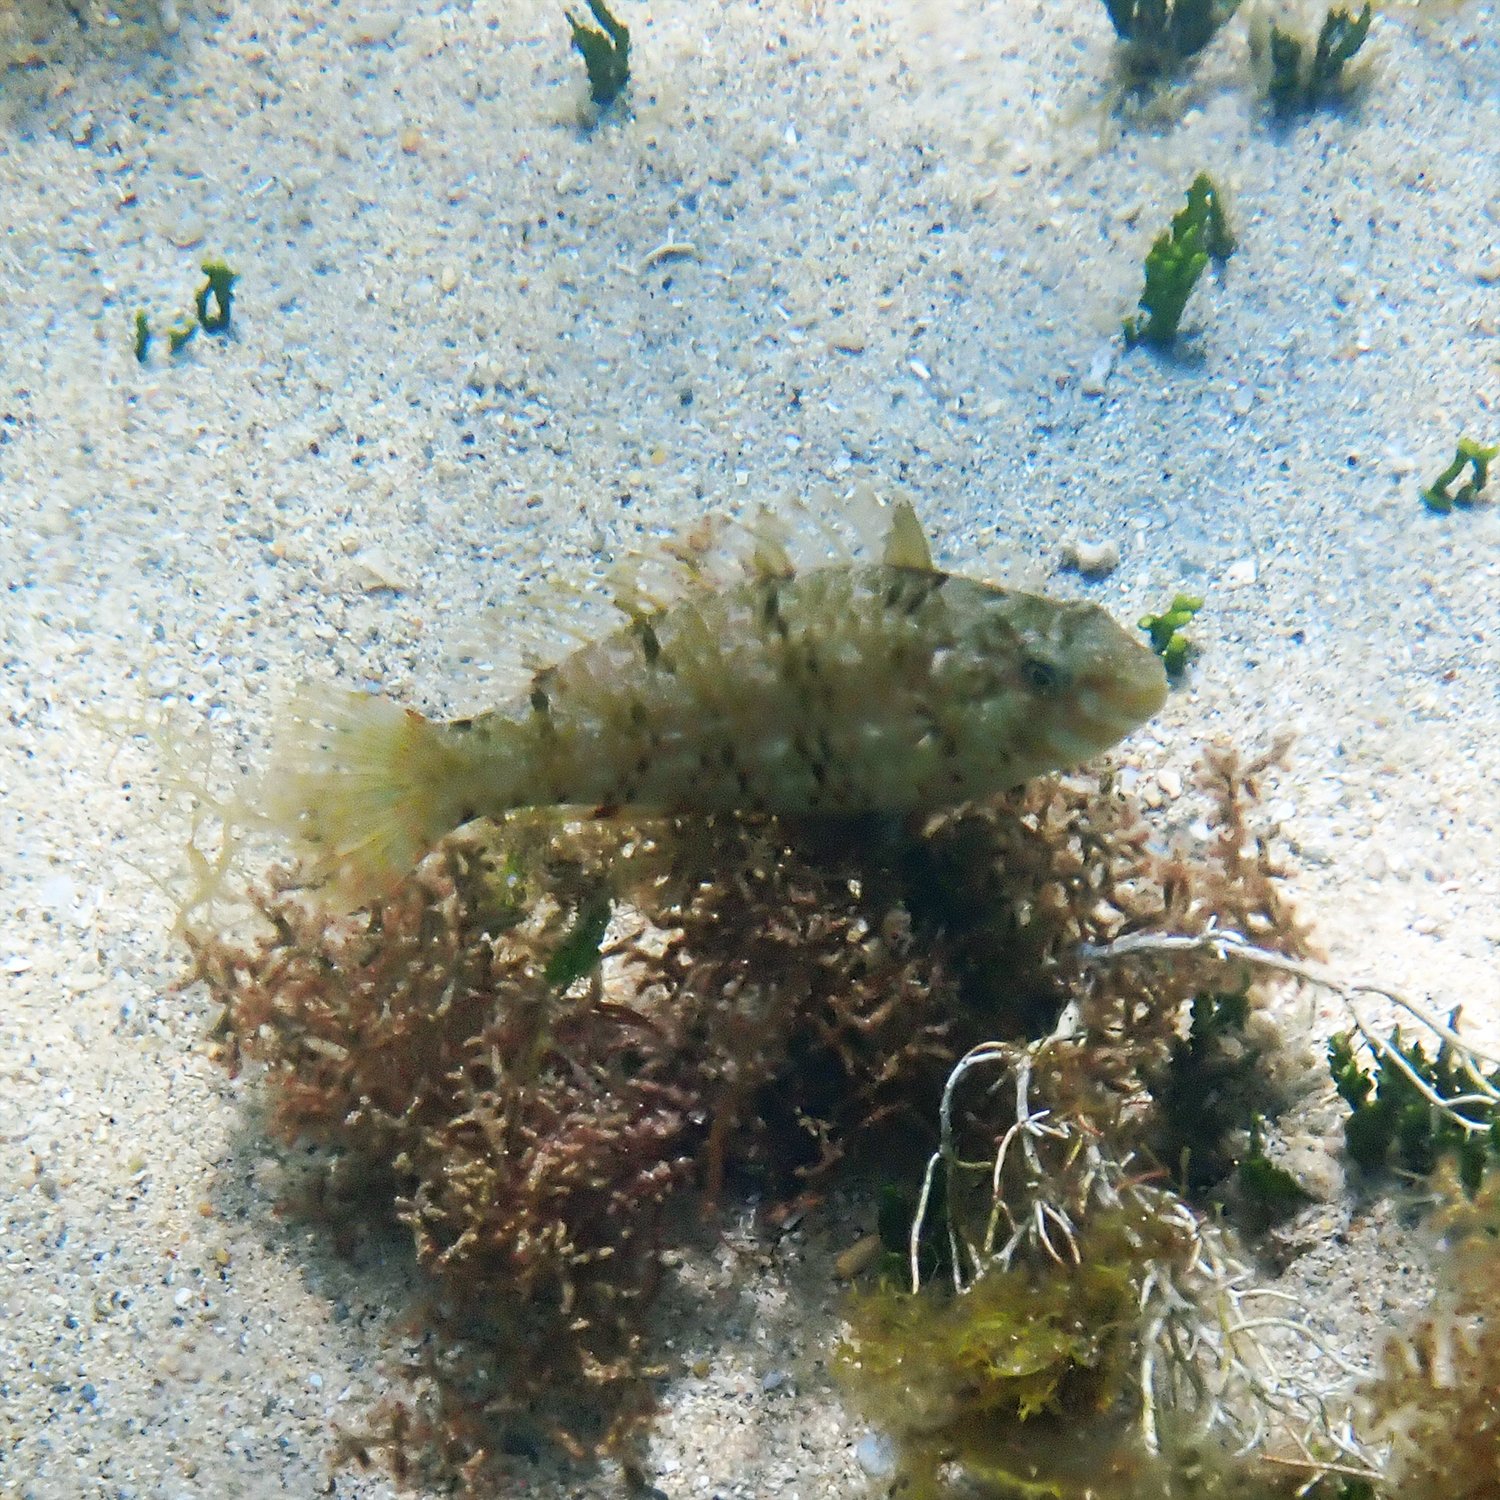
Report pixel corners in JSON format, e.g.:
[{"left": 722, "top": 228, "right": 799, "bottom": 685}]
[{"left": 268, "top": 506, "right": 1167, "bottom": 903}]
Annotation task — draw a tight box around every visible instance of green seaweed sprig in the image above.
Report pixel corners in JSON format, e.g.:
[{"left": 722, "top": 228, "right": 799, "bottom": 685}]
[
  {"left": 195, "top": 258, "right": 238, "bottom": 334},
  {"left": 1152, "top": 984, "right": 1253, "bottom": 1193},
  {"left": 1265, "top": 4, "right": 1372, "bottom": 112},
  {"left": 544, "top": 891, "right": 614, "bottom": 989},
  {"left": 1330, "top": 1026, "right": 1500, "bottom": 1195},
  {"left": 166, "top": 317, "right": 198, "bottom": 354},
  {"left": 133, "top": 257, "right": 239, "bottom": 364},
  {"left": 1124, "top": 173, "right": 1234, "bottom": 349},
  {"left": 1236, "top": 1118, "right": 1311, "bottom": 1227},
  {"left": 1139, "top": 593, "right": 1204, "bottom": 676},
  {"left": 1421, "top": 436, "right": 1498, "bottom": 513},
  {"left": 1102, "top": 0, "right": 1242, "bottom": 74},
  {"left": 566, "top": 0, "right": 630, "bottom": 107},
  {"left": 1150, "top": 984, "right": 1308, "bottom": 1224}
]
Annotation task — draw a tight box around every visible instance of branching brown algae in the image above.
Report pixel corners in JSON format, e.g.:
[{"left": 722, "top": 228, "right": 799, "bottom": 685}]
[{"left": 189, "top": 705, "right": 1362, "bottom": 1492}]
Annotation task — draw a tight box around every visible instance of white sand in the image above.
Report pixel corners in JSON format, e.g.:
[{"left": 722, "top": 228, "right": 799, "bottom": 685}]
[{"left": 1, "top": 0, "right": 1497, "bottom": 1494}]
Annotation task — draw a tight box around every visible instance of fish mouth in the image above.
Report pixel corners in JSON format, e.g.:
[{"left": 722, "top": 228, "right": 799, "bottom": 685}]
[
  {"left": 1045, "top": 652, "right": 1169, "bottom": 764},
  {"left": 1093, "top": 652, "right": 1170, "bottom": 729}
]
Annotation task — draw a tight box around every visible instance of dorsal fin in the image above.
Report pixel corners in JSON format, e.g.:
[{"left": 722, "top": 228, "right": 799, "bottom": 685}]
[
  {"left": 744, "top": 507, "right": 797, "bottom": 580},
  {"left": 445, "top": 487, "right": 940, "bottom": 709},
  {"left": 881, "top": 499, "right": 935, "bottom": 571}
]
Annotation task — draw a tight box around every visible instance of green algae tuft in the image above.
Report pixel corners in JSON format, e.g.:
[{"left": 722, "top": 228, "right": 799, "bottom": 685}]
[
  {"left": 1139, "top": 593, "right": 1204, "bottom": 675},
  {"left": 1124, "top": 176, "right": 1233, "bottom": 349},
  {"left": 1102, "top": 0, "right": 1243, "bottom": 77},
  {"left": 566, "top": 0, "right": 630, "bottom": 107},
  {"left": 1420, "top": 435, "right": 1498, "bottom": 512}
]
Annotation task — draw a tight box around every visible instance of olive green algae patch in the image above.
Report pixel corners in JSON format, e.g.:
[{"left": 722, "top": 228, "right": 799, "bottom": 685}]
[
  {"left": 1101, "top": 0, "right": 1243, "bottom": 78},
  {"left": 1251, "top": 3, "right": 1374, "bottom": 114},
  {"left": 566, "top": 0, "right": 630, "bottom": 107},
  {"left": 1420, "top": 435, "right": 1497, "bottom": 513}
]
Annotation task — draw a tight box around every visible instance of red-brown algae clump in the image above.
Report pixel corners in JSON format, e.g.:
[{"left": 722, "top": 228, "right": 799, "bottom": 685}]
[{"left": 191, "top": 738, "right": 1314, "bottom": 1490}]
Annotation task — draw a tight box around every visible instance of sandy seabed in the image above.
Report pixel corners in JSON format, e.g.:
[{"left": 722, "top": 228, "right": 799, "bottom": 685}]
[{"left": 1, "top": 0, "right": 1497, "bottom": 1495}]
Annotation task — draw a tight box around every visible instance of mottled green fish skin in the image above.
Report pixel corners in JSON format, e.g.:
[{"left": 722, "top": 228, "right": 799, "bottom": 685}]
[
  {"left": 444, "top": 562, "right": 1167, "bottom": 821},
  {"left": 270, "top": 548, "right": 1168, "bottom": 904}
]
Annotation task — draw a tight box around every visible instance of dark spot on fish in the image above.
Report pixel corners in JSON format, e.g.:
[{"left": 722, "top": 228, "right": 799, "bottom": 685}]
[
  {"left": 917, "top": 708, "right": 959, "bottom": 759},
  {"left": 450, "top": 718, "right": 475, "bottom": 733},
  {"left": 529, "top": 669, "right": 556, "bottom": 716},
  {"left": 903, "top": 577, "right": 941, "bottom": 616},
  {"left": 1023, "top": 658, "right": 1060, "bottom": 693},
  {"left": 637, "top": 621, "right": 662, "bottom": 665},
  {"left": 635, "top": 754, "right": 650, "bottom": 776},
  {"left": 762, "top": 584, "right": 788, "bottom": 637},
  {"left": 456, "top": 806, "right": 477, "bottom": 824}
]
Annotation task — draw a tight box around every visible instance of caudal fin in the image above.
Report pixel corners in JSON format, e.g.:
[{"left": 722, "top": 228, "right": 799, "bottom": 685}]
[{"left": 261, "top": 686, "right": 475, "bottom": 906}]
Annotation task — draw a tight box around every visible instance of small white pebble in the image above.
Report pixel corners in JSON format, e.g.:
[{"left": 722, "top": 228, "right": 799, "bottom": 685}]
[
  {"left": 1224, "top": 558, "right": 1257, "bottom": 587},
  {"left": 347, "top": 10, "right": 401, "bottom": 45},
  {"left": 1080, "top": 345, "right": 1113, "bottom": 396},
  {"left": 438, "top": 265, "right": 459, "bottom": 294},
  {"left": 164, "top": 214, "right": 205, "bottom": 249},
  {"left": 855, "top": 1431, "right": 896, "bottom": 1477},
  {"left": 350, "top": 549, "right": 408, "bottom": 592},
  {"left": 1060, "top": 538, "right": 1120, "bottom": 578}
]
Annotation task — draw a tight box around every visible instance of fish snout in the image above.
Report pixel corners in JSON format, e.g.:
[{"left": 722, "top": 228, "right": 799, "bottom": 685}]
[
  {"left": 1102, "top": 650, "right": 1169, "bottom": 727},
  {"left": 1064, "top": 646, "right": 1168, "bottom": 757}
]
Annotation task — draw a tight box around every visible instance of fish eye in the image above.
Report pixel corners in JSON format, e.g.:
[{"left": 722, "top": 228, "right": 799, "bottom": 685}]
[{"left": 1024, "top": 658, "right": 1060, "bottom": 692}]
